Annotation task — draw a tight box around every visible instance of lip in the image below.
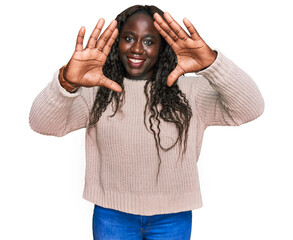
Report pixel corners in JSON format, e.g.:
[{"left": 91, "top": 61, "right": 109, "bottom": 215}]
[{"left": 127, "top": 57, "right": 146, "bottom": 68}]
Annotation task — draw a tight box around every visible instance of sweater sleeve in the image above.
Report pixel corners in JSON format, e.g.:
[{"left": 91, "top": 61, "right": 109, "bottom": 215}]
[
  {"left": 29, "top": 70, "right": 93, "bottom": 137},
  {"left": 194, "top": 51, "right": 264, "bottom": 127}
]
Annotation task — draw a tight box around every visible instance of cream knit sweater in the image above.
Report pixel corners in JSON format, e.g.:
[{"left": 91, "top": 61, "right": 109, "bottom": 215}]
[{"left": 29, "top": 51, "right": 264, "bottom": 216}]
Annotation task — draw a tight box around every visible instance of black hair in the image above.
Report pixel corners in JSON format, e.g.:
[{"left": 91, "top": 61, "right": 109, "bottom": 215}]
[{"left": 89, "top": 5, "right": 192, "bottom": 182}]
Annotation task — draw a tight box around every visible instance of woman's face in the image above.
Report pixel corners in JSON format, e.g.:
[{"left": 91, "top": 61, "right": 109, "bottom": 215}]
[{"left": 118, "top": 13, "right": 162, "bottom": 80}]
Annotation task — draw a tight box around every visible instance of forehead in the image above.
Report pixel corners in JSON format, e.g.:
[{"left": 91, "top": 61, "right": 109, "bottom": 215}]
[{"left": 121, "top": 13, "right": 160, "bottom": 36}]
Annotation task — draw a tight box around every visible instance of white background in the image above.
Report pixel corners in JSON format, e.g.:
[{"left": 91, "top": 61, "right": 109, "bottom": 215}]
[{"left": 1, "top": 0, "right": 292, "bottom": 239}]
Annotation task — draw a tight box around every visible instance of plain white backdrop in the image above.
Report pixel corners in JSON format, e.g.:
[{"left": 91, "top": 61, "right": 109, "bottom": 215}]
[{"left": 1, "top": 0, "right": 292, "bottom": 239}]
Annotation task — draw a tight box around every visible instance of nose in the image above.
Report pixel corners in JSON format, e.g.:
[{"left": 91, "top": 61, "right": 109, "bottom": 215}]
[{"left": 130, "top": 41, "right": 144, "bottom": 54}]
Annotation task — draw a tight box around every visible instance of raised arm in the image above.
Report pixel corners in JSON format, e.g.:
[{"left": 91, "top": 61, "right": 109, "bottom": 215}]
[
  {"left": 153, "top": 12, "right": 217, "bottom": 86},
  {"left": 63, "top": 18, "right": 122, "bottom": 92},
  {"left": 30, "top": 19, "right": 120, "bottom": 136},
  {"left": 154, "top": 12, "right": 264, "bottom": 127}
]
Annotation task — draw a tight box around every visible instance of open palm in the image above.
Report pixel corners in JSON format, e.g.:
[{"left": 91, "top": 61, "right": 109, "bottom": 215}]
[
  {"left": 154, "top": 12, "right": 217, "bottom": 87},
  {"left": 64, "top": 19, "right": 122, "bottom": 92}
]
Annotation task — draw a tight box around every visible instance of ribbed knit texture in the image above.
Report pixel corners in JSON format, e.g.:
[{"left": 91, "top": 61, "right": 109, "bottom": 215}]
[{"left": 29, "top": 51, "right": 264, "bottom": 215}]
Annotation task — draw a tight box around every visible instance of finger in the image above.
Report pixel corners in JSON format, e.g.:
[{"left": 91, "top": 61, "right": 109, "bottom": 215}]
[
  {"left": 163, "top": 12, "right": 189, "bottom": 40},
  {"left": 153, "top": 20, "right": 176, "bottom": 48},
  {"left": 99, "top": 76, "right": 122, "bottom": 92},
  {"left": 95, "top": 20, "right": 117, "bottom": 51},
  {"left": 183, "top": 17, "right": 201, "bottom": 40},
  {"left": 167, "top": 65, "right": 185, "bottom": 87},
  {"left": 75, "top": 26, "right": 85, "bottom": 52},
  {"left": 86, "top": 18, "right": 105, "bottom": 49},
  {"left": 153, "top": 13, "right": 179, "bottom": 42},
  {"left": 101, "top": 28, "right": 118, "bottom": 57}
]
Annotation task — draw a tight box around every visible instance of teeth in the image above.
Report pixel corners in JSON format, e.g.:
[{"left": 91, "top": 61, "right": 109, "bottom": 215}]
[{"left": 129, "top": 58, "right": 144, "bottom": 63}]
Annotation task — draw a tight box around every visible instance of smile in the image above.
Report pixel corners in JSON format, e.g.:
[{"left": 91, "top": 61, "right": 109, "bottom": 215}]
[
  {"left": 127, "top": 57, "right": 146, "bottom": 67},
  {"left": 128, "top": 58, "right": 144, "bottom": 63}
]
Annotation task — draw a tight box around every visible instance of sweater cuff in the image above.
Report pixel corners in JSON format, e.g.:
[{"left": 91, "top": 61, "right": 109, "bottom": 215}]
[
  {"left": 196, "top": 49, "right": 225, "bottom": 77},
  {"left": 195, "top": 50, "right": 245, "bottom": 87},
  {"left": 52, "top": 70, "right": 82, "bottom": 98}
]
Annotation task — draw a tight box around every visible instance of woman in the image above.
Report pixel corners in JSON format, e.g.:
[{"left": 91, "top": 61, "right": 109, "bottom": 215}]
[{"left": 29, "top": 5, "right": 264, "bottom": 240}]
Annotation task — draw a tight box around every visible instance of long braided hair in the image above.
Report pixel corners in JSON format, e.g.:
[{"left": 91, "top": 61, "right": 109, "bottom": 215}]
[{"left": 89, "top": 5, "right": 192, "bottom": 180}]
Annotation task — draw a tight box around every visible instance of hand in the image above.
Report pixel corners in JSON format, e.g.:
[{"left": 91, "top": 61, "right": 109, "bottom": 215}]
[
  {"left": 153, "top": 12, "right": 217, "bottom": 86},
  {"left": 64, "top": 19, "right": 122, "bottom": 92}
]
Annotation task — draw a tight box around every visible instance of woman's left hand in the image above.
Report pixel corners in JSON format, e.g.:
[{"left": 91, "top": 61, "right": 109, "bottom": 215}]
[{"left": 154, "top": 12, "right": 217, "bottom": 86}]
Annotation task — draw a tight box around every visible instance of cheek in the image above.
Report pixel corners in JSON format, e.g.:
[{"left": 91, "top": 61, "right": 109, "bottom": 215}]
[
  {"left": 147, "top": 47, "right": 160, "bottom": 62},
  {"left": 153, "top": 39, "right": 162, "bottom": 56},
  {"left": 148, "top": 41, "right": 162, "bottom": 59},
  {"left": 118, "top": 40, "right": 129, "bottom": 54}
]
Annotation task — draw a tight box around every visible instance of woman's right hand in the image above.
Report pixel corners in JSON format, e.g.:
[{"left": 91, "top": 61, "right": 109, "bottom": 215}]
[{"left": 64, "top": 19, "right": 122, "bottom": 92}]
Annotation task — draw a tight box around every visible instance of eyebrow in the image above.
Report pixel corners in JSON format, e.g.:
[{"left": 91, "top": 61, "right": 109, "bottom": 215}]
[{"left": 121, "top": 31, "right": 157, "bottom": 39}]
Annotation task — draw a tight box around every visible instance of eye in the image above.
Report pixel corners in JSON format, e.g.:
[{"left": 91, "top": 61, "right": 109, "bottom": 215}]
[
  {"left": 144, "top": 39, "right": 153, "bottom": 46},
  {"left": 125, "top": 36, "right": 134, "bottom": 42}
]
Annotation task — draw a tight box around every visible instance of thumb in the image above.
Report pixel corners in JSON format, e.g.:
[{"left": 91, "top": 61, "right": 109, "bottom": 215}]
[
  {"left": 98, "top": 76, "right": 122, "bottom": 92},
  {"left": 167, "top": 65, "right": 185, "bottom": 87}
]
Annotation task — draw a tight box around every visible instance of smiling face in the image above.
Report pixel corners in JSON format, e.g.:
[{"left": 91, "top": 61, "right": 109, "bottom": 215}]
[{"left": 118, "top": 13, "right": 162, "bottom": 80}]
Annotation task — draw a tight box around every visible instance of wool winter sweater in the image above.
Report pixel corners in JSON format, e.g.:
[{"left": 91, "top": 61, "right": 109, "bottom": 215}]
[{"left": 29, "top": 51, "right": 264, "bottom": 216}]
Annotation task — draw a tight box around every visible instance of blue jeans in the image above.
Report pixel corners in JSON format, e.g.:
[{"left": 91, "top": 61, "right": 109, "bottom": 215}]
[{"left": 92, "top": 205, "right": 192, "bottom": 240}]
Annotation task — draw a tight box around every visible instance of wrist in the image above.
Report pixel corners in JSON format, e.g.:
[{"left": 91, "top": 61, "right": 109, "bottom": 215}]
[
  {"left": 58, "top": 66, "right": 80, "bottom": 93},
  {"left": 199, "top": 50, "right": 218, "bottom": 71}
]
